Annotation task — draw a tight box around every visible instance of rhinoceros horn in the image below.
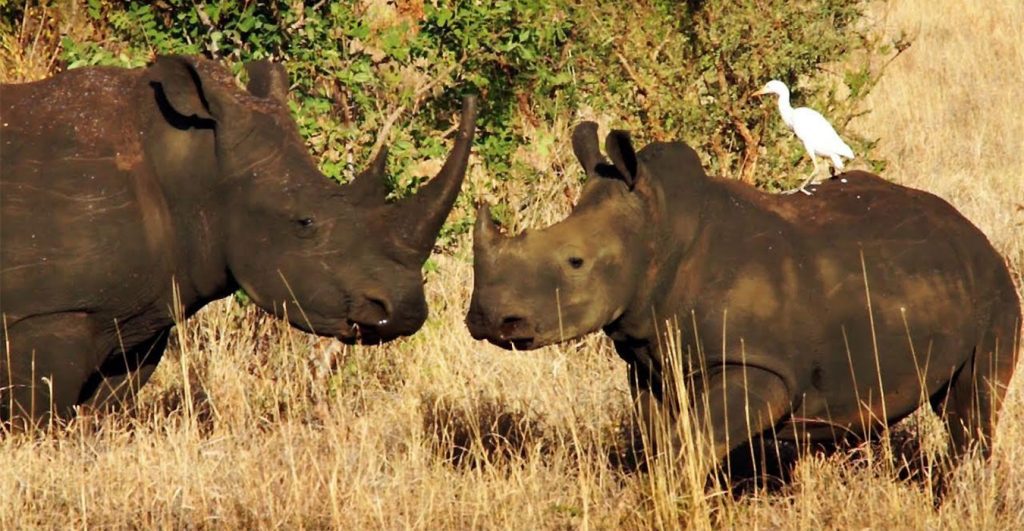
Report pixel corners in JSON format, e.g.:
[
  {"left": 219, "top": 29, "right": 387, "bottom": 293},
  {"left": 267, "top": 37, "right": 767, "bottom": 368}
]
[
  {"left": 473, "top": 202, "right": 501, "bottom": 248},
  {"left": 348, "top": 144, "right": 391, "bottom": 203},
  {"left": 394, "top": 95, "right": 478, "bottom": 261}
]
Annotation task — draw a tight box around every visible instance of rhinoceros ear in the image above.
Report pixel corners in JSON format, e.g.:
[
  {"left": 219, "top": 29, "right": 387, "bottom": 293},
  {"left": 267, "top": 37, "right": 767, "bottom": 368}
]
[
  {"left": 244, "top": 60, "right": 289, "bottom": 104},
  {"left": 572, "top": 121, "right": 604, "bottom": 179},
  {"left": 604, "top": 130, "right": 640, "bottom": 190},
  {"left": 151, "top": 55, "right": 247, "bottom": 126},
  {"left": 152, "top": 55, "right": 212, "bottom": 120}
]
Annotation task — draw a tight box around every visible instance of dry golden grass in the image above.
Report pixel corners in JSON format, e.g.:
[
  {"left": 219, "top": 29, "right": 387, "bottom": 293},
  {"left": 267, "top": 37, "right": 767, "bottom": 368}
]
[{"left": 2, "top": 0, "right": 1023, "bottom": 528}]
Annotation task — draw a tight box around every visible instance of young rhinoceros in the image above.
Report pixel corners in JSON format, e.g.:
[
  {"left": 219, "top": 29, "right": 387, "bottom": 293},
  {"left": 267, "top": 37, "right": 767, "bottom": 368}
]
[
  {"left": 0, "top": 56, "right": 475, "bottom": 424},
  {"left": 467, "top": 122, "right": 1020, "bottom": 471}
]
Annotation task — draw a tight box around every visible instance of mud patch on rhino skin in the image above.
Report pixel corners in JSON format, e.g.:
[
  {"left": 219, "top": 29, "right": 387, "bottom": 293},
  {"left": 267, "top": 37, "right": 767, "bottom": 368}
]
[
  {"left": 888, "top": 275, "right": 966, "bottom": 328},
  {"left": 724, "top": 267, "right": 779, "bottom": 319},
  {"left": 817, "top": 256, "right": 853, "bottom": 298}
]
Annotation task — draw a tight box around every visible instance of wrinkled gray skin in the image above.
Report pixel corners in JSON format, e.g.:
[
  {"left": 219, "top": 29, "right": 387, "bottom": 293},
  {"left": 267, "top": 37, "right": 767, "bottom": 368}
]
[
  {"left": 0, "top": 56, "right": 476, "bottom": 425},
  {"left": 468, "top": 122, "right": 1020, "bottom": 473}
]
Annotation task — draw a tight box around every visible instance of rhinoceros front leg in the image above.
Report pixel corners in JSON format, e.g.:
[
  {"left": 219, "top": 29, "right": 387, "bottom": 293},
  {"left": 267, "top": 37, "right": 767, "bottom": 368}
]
[
  {"left": 694, "top": 366, "right": 792, "bottom": 462},
  {"left": 627, "top": 361, "right": 664, "bottom": 456},
  {"left": 1, "top": 312, "right": 99, "bottom": 428},
  {"left": 78, "top": 327, "right": 170, "bottom": 412},
  {"left": 644, "top": 365, "right": 792, "bottom": 471}
]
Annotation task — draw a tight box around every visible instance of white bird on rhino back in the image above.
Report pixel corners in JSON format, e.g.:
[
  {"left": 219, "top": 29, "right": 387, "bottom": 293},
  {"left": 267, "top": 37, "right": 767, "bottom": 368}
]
[{"left": 753, "top": 79, "right": 855, "bottom": 195}]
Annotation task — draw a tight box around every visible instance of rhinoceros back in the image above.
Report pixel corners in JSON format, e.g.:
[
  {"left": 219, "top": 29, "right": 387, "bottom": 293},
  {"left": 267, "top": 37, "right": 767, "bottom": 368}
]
[{"left": 1, "top": 69, "right": 175, "bottom": 323}]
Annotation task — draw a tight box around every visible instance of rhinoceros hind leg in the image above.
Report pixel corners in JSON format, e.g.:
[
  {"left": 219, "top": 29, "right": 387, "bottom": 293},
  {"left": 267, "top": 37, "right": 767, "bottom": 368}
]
[
  {"left": 78, "top": 327, "right": 170, "bottom": 412},
  {"left": 933, "top": 334, "right": 1017, "bottom": 461}
]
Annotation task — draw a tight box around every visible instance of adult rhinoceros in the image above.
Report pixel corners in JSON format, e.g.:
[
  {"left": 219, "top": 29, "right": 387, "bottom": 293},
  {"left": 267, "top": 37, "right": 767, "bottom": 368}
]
[
  {"left": 467, "top": 122, "right": 1019, "bottom": 471},
  {"left": 0, "top": 55, "right": 476, "bottom": 424}
]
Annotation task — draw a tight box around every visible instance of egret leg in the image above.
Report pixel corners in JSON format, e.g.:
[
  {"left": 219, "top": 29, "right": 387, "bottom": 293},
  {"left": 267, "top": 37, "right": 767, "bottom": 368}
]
[
  {"left": 807, "top": 156, "right": 824, "bottom": 186},
  {"left": 782, "top": 156, "right": 818, "bottom": 195}
]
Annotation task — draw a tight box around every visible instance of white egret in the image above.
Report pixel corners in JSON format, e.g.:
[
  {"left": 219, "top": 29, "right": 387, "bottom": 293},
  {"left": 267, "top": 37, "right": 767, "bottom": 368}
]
[{"left": 753, "top": 80, "right": 854, "bottom": 195}]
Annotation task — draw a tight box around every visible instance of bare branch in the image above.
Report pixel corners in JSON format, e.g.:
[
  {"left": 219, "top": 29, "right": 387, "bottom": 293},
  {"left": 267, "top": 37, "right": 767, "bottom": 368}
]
[{"left": 368, "top": 61, "right": 461, "bottom": 158}]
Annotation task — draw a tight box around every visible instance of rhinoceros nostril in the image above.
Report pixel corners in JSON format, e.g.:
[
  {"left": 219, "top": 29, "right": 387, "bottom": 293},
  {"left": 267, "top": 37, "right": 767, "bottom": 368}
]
[
  {"left": 363, "top": 295, "right": 391, "bottom": 323},
  {"left": 498, "top": 315, "right": 527, "bottom": 338}
]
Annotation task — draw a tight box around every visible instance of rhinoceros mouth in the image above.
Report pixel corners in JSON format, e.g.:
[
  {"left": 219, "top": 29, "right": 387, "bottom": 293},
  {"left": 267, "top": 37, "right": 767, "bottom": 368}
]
[
  {"left": 336, "top": 318, "right": 397, "bottom": 345},
  {"left": 506, "top": 337, "right": 536, "bottom": 350},
  {"left": 467, "top": 320, "right": 539, "bottom": 350},
  {"left": 490, "top": 335, "right": 537, "bottom": 351}
]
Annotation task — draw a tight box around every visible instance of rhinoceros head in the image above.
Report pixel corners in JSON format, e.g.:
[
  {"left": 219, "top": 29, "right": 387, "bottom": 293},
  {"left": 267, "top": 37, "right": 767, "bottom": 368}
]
[
  {"left": 466, "top": 123, "right": 655, "bottom": 349},
  {"left": 149, "top": 56, "right": 476, "bottom": 344}
]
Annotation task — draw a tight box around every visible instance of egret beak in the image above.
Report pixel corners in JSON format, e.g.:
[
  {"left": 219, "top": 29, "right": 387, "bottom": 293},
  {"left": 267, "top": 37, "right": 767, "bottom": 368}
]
[{"left": 751, "top": 88, "right": 767, "bottom": 97}]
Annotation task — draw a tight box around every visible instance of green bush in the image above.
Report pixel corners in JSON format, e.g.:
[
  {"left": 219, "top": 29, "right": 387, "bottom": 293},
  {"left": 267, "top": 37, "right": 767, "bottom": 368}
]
[{"left": 4, "top": 0, "right": 904, "bottom": 238}]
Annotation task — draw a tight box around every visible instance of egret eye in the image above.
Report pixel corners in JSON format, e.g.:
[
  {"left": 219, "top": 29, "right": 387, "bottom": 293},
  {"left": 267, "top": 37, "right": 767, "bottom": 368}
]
[{"left": 568, "top": 256, "right": 584, "bottom": 269}]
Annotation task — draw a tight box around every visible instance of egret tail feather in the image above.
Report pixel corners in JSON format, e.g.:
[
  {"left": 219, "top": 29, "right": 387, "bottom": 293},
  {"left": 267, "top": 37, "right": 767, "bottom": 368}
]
[
  {"left": 837, "top": 141, "right": 854, "bottom": 160},
  {"left": 831, "top": 154, "right": 845, "bottom": 170}
]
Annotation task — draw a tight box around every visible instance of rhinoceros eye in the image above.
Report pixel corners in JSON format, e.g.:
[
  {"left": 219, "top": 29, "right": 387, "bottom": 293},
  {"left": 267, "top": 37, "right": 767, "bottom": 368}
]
[
  {"left": 293, "top": 217, "right": 317, "bottom": 238},
  {"left": 568, "top": 256, "right": 584, "bottom": 269}
]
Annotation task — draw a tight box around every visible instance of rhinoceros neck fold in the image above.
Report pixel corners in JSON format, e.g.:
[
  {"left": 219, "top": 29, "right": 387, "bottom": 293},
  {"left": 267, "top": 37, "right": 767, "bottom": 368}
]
[
  {"left": 614, "top": 143, "right": 711, "bottom": 340},
  {"left": 139, "top": 88, "right": 234, "bottom": 307}
]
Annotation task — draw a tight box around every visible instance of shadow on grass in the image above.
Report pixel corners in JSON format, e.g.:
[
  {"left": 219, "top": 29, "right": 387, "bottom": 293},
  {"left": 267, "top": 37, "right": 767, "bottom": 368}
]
[
  {"left": 602, "top": 410, "right": 944, "bottom": 500},
  {"left": 421, "top": 392, "right": 547, "bottom": 467}
]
